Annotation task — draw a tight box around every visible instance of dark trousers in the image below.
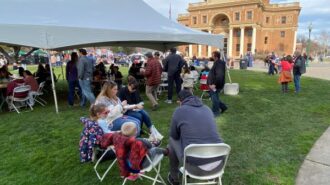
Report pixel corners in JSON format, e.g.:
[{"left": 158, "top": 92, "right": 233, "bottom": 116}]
[
  {"left": 167, "top": 74, "right": 182, "bottom": 100},
  {"left": 208, "top": 90, "right": 227, "bottom": 116},
  {"left": 281, "top": 82, "right": 288, "bottom": 93},
  {"left": 68, "top": 80, "right": 81, "bottom": 106}
]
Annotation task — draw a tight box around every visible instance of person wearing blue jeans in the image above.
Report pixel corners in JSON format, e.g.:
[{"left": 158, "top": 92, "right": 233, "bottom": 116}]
[
  {"left": 79, "top": 79, "right": 95, "bottom": 106},
  {"left": 293, "top": 51, "right": 306, "bottom": 93},
  {"left": 294, "top": 74, "right": 301, "bottom": 93},
  {"left": 118, "top": 76, "right": 154, "bottom": 132},
  {"left": 66, "top": 52, "right": 82, "bottom": 106},
  {"left": 125, "top": 109, "right": 153, "bottom": 128},
  {"left": 207, "top": 51, "right": 228, "bottom": 116},
  {"left": 208, "top": 90, "right": 228, "bottom": 116},
  {"left": 78, "top": 49, "right": 96, "bottom": 106},
  {"left": 111, "top": 116, "right": 141, "bottom": 136}
]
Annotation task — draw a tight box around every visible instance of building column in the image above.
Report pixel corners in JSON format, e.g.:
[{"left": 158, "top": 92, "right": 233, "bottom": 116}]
[
  {"left": 189, "top": 44, "right": 193, "bottom": 58},
  {"left": 208, "top": 30, "right": 212, "bottom": 57},
  {"left": 293, "top": 30, "right": 297, "bottom": 54},
  {"left": 240, "top": 27, "right": 245, "bottom": 56},
  {"left": 252, "top": 26, "right": 257, "bottom": 54},
  {"left": 228, "top": 27, "right": 233, "bottom": 57},
  {"left": 198, "top": 45, "right": 202, "bottom": 57}
]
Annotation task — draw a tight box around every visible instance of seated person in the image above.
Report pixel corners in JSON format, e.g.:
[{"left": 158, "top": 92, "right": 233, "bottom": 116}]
[
  {"left": 167, "top": 90, "right": 224, "bottom": 185},
  {"left": 181, "top": 66, "right": 194, "bottom": 91},
  {"left": 110, "top": 66, "right": 123, "bottom": 88},
  {"left": 101, "top": 122, "right": 167, "bottom": 181},
  {"left": 189, "top": 66, "right": 199, "bottom": 82},
  {"left": 6, "top": 74, "right": 25, "bottom": 97},
  {"left": 0, "top": 66, "right": 11, "bottom": 83},
  {"left": 23, "top": 70, "right": 39, "bottom": 106},
  {"left": 34, "top": 63, "right": 47, "bottom": 84},
  {"left": 129, "top": 62, "right": 144, "bottom": 80},
  {"left": 79, "top": 104, "right": 118, "bottom": 163},
  {"left": 118, "top": 76, "right": 153, "bottom": 133},
  {"left": 95, "top": 81, "right": 141, "bottom": 135}
]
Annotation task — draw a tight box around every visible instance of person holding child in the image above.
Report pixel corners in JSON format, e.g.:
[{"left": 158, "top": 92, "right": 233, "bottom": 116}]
[
  {"left": 278, "top": 55, "right": 293, "bottom": 93},
  {"left": 95, "top": 81, "right": 141, "bottom": 135},
  {"left": 101, "top": 122, "right": 167, "bottom": 181}
]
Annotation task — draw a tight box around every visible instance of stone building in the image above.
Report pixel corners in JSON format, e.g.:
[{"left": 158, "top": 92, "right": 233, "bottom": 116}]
[{"left": 177, "top": 0, "right": 301, "bottom": 58}]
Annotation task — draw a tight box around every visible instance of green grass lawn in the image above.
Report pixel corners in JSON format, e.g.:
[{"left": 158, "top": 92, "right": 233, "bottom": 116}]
[{"left": 1, "top": 66, "right": 330, "bottom": 185}]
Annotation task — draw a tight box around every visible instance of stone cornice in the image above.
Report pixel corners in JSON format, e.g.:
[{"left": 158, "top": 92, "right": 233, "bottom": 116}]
[{"left": 188, "top": 0, "right": 261, "bottom": 12}]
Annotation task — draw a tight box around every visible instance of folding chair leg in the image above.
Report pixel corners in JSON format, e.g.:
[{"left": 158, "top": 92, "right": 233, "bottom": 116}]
[
  {"left": 27, "top": 101, "right": 33, "bottom": 111},
  {"left": 122, "top": 178, "right": 127, "bottom": 185},
  {"left": 35, "top": 99, "right": 45, "bottom": 106},
  {"left": 94, "top": 148, "right": 117, "bottom": 182},
  {"left": 218, "top": 177, "right": 222, "bottom": 185},
  {"left": 12, "top": 103, "right": 20, "bottom": 113}
]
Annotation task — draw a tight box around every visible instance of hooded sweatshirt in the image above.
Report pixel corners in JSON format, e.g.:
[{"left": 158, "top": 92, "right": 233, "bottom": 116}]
[{"left": 170, "top": 96, "right": 223, "bottom": 161}]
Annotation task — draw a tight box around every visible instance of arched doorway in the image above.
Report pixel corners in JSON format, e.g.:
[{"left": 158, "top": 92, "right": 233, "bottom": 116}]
[{"left": 211, "top": 14, "right": 230, "bottom": 56}]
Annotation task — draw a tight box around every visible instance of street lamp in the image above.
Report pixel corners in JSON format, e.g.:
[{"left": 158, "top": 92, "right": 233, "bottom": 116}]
[{"left": 306, "top": 22, "right": 313, "bottom": 66}]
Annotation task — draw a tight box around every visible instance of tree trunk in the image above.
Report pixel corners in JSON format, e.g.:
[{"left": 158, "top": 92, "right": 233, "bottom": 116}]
[{"left": 0, "top": 46, "right": 38, "bottom": 64}]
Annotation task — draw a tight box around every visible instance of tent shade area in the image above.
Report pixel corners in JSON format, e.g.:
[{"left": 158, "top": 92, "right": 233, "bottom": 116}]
[
  {"left": 0, "top": 0, "right": 224, "bottom": 113},
  {"left": 0, "top": 0, "right": 224, "bottom": 50}
]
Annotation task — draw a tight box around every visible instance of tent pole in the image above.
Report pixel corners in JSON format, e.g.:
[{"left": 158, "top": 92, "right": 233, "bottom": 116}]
[{"left": 47, "top": 50, "right": 59, "bottom": 113}]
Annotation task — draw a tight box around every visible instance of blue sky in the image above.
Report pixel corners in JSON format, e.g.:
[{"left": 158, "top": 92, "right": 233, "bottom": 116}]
[{"left": 143, "top": 0, "right": 330, "bottom": 39}]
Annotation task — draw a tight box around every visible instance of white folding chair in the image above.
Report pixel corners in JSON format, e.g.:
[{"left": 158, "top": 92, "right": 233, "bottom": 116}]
[
  {"left": 122, "top": 153, "right": 166, "bottom": 185},
  {"left": 8, "top": 85, "right": 33, "bottom": 113},
  {"left": 94, "top": 146, "right": 117, "bottom": 182},
  {"left": 180, "top": 143, "right": 231, "bottom": 185},
  {"left": 33, "top": 81, "right": 47, "bottom": 106},
  {"left": 157, "top": 72, "right": 168, "bottom": 96}
]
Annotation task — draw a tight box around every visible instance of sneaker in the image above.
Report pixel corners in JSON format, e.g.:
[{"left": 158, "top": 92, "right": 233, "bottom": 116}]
[
  {"left": 126, "top": 174, "right": 140, "bottom": 181},
  {"left": 221, "top": 107, "right": 228, "bottom": 113},
  {"left": 164, "top": 100, "right": 173, "bottom": 104},
  {"left": 167, "top": 173, "right": 180, "bottom": 185}
]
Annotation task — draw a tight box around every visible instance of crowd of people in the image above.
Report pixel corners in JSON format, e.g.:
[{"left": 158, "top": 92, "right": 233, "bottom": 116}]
[
  {"left": 265, "top": 51, "right": 306, "bottom": 93},
  {"left": 76, "top": 48, "right": 228, "bottom": 184}
]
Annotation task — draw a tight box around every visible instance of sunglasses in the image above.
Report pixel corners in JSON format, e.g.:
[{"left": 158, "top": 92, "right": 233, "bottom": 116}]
[{"left": 101, "top": 110, "right": 110, "bottom": 115}]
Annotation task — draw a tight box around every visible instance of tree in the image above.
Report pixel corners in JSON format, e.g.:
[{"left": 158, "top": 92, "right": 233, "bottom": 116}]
[
  {"left": 318, "top": 31, "right": 330, "bottom": 57},
  {"left": 0, "top": 45, "right": 38, "bottom": 64}
]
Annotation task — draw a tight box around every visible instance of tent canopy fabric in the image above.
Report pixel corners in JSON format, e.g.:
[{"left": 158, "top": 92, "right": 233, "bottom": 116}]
[{"left": 0, "top": 0, "right": 224, "bottom": 51}]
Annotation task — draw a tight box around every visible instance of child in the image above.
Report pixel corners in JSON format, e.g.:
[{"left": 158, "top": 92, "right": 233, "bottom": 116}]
[
  {"left": 181, "top": 66, "right": 194, "bottom": 92},
  {"left": 101, "top": 122, "right": 167, "bottom": 181},
  {"left": 79, "top": 104, "right": 108, "bottom": 163}
]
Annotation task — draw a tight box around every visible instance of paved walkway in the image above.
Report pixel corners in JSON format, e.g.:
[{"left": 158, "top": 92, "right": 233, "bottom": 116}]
[{"left": 247, "top": 61, "right": 330, "bottom": 185}]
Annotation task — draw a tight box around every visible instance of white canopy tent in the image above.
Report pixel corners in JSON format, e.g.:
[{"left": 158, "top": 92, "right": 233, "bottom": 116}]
[{"left": 0, "top": 0, "right": 224, "bottom": 113}]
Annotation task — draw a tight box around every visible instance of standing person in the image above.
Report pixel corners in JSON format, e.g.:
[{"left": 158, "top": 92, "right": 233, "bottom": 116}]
[
  {"left": 293, "top": 51, "right": 306, "bottom": 93},
  {"left": 141, "top": 52, "right": 162, "bottom": 110},
  {"left": 163, "top": 48, "right": 184, "bottom": 104},
  {"left": 66, "top": 52, "right": 82, "bottom": 106},
  {"left": 154, "top": 51, "right": 163, "bottom": 68},
  {"left": 207, "top": 51, "right": 228, "bottom": 117},
  {"left": 278, "top": 56, "right": 293, "bottom": 93},
  {"left": 167, "top": 89, "right": 223, "bottom": 185},
  {"left": 78, "top": 48, "right": 95, "bottom": 106}
]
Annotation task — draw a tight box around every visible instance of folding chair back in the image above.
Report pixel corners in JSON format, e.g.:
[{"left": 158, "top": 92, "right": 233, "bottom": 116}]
[
  {"left": 10, "top": 85, "right": 33, "bottom": 113},
  {"left": 181, "top": 143, "right": 231, "bottom": 185},
  {"left": 122, "top": 153, "right": 166, "bottom": 185},
  {"left": 33, "top": 82, "right": 47, "bottom": 106}
]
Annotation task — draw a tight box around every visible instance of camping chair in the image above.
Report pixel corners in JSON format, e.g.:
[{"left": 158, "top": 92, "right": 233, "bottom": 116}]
[
  {"left": 180, "top": 143, "right": 231, "bottom": 185},
  {"left": 94, "top": 145, "right": 117, "bottom": 182},
  {"left": 8, "top": 85, "right": 33, "bottom": 113},
  {"left": 33, "top": 81, "right": 47, "bottom": 106},
  {"left": 122, "top": 153, "right": 166, "bottom": 185}
]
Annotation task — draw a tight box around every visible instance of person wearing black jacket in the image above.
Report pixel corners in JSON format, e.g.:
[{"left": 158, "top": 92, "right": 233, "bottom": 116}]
[
  {"left": 293, "top": 51, "right": 306, "bottom": 93},
  {"left": 207, "top": 51, "right": 228, "bottom": 116},
  {"left": 163, "top": 48, "right": 185, "bottom": 104},
  {"left": 118, "top": 76, "right": 153, "bottom": 132}
]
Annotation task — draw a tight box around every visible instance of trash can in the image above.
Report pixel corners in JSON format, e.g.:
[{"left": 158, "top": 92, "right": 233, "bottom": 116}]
[{"left": 239, "top": 59, "right": 248, "bottom": 69}]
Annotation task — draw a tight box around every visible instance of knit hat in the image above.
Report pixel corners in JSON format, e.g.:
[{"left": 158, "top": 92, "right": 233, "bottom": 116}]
[{"left": 178, "top": 89, "right": 193, "bottom": 102}]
